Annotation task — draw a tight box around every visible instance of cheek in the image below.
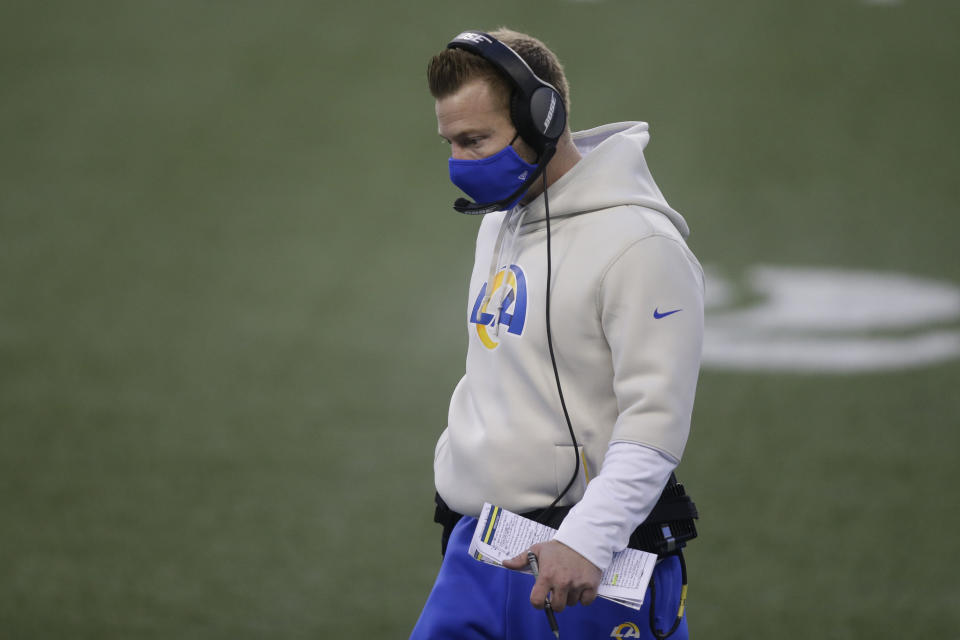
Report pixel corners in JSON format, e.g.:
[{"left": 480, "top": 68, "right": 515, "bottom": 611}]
[
  {"left": 451, "top": 145, "right": 480, "bottom": 161},
  {"left": 476, "top": 143, "right": 501, "bottom": 160},
  {"left": 514, "top": 140, "right": 539, "bottom": 164},
  {"left": 456, "top": 143, "right": 494, "bottom": 161}
]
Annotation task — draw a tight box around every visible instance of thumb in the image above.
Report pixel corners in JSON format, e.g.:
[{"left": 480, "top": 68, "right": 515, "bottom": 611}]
[{"left": 502, "top": 553, "right": 530, "bottom": 570}]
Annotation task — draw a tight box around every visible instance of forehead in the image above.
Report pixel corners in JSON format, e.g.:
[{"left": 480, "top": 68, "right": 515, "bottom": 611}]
[{"left": 435, "top": 78, "right": 511, "bottom": 137}]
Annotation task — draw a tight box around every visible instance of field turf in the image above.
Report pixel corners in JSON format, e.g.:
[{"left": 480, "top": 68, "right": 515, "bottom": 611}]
[{"left": 1, "top": 1, "right": 958, "bottom": 637}]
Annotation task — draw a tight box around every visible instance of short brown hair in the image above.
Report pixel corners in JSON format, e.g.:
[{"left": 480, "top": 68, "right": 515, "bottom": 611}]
[{"left": 427, "top": 27, "right": 571, "bottom": 119}]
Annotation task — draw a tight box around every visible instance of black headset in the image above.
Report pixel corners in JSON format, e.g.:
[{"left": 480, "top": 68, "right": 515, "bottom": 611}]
[{"left": 446, "top": 31, "right": 568, "bottom": 214}]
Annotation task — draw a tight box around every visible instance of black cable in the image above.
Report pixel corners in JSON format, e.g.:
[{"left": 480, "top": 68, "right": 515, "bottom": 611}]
[{"left": 539, "top": 162, "right": 581, "bottom": 518}]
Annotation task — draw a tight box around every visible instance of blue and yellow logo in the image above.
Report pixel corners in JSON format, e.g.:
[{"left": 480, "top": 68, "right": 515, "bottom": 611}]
[
  {"left": 469, "top": 265, "right": 527, "bottom": 350},
  {"left": 610, "top": 622, "right": 642, "bottom": 638}
]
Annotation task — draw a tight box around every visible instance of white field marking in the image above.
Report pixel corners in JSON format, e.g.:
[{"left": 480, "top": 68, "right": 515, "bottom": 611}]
[
  {"left": 702, "top": 266, "right": 960, "bottom": 373},
  {"left": 708, "top": 266, "right": 960, "bottom": 331},
  {"left": 703, "top": 265, "right": 735, "bottom": 309},
  {"left": 703, "top": 329, "right": 960, "bottom": 373}
]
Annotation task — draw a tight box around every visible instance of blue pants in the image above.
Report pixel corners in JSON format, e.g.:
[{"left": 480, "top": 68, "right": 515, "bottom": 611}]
[{"left": 411, "top": 517, "right": 689, "bottom": 640}]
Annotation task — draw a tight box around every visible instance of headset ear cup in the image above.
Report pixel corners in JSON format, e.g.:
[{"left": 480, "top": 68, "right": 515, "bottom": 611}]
[
  {"left": 512, "top": 87, "right": 565, "bottom": 156},
  {"left": 529, "top": 87, "right": 565, "bottom": 143}
]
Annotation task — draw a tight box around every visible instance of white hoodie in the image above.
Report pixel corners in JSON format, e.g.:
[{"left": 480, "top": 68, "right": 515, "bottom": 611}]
[{"left": 434, "top": 122, "right": 704, "bottom": 564}]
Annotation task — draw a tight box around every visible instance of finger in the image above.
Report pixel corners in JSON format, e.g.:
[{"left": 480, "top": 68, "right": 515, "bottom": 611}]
[
  {"left": 566, "top": 589, "right": 579, "bottom": 608},
  {"left": 529, "top": 578, "right": 550, "bottom": 610},
  {"left": 502, "top": 553, "right": 528, "bottom": 570},
  {"left": 579, "top": 588, "right": 598, "bottom": 606},
  {"left": 504, "top": 544, "right": 541, "bottom": 570},
  {"left": 549, "top": 587, "right": 569, "bottom": 613}
]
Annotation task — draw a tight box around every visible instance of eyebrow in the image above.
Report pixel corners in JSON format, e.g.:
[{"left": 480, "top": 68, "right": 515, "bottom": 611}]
[{"left": 437, "top": 128, "right": 491, "bottom": 143}]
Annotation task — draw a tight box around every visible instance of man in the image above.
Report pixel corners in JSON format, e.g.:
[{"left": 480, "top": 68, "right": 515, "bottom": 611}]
[{"left": 411, "top": 28, "right": 704, "bottom": 640}]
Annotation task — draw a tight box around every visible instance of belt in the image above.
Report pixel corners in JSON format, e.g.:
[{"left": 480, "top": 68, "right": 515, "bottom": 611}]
[{"left": 433, "top": 473, "right": 699, "bottom": 557}]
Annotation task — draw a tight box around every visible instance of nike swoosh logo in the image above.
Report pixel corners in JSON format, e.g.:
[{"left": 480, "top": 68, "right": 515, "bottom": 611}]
[{"left": 653, "top": 308, "right": 682, "bottom": 319}]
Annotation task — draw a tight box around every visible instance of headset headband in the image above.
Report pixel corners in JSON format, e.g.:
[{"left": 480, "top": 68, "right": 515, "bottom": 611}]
[{"left": 447, "top": 31, "right": 566, "bottom": 154}]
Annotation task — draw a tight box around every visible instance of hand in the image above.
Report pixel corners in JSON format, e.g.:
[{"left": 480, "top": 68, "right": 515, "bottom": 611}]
[{"left": 502, "top": 540, "right": 603, "bottom": 612}]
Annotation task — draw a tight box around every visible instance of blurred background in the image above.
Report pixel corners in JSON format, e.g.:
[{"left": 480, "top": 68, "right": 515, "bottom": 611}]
[{"left": 2, "top": 0, "right": 958, "bottom": 637}]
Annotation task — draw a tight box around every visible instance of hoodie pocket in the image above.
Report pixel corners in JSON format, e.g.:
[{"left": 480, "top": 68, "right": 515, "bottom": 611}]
[{"left": 553, "top": 444, "right": 588, "bottom": 503}]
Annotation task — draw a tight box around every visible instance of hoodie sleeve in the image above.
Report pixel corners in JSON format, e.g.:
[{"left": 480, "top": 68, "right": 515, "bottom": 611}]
[
  {"left": 551, "top": 231, "right": 703, "bottom": 570},
  {"left": 553, "top": 441, "right": 677, "bottom": 570},
  {"left": 598, "top": 231, "right": 704, "bottom": 460}
]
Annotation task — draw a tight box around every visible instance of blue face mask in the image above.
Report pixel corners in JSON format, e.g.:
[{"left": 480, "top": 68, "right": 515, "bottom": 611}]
[{"left": 449, "top": 140, "right": 539, "bottom": 210}]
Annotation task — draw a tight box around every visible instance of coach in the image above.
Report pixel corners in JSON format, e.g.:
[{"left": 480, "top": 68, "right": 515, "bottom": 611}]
[{"left": 411, "top": 27, "right": 704, "bottom": 640}]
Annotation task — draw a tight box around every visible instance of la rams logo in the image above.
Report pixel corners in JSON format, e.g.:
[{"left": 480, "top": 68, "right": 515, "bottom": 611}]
[
  {"left": 470, "top": 264, "right": 527, "bottom": 349},
  {"left": 610, "top": 622, "right": 642, "bottom": 638}
]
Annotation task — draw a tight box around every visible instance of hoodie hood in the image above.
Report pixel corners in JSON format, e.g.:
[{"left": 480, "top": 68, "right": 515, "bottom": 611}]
[
  {"left": 519, "top": 121, "right": 690, "bottom": 238},
  {"left": 478, "top": 121, "right": 690, "bottom": 333}
]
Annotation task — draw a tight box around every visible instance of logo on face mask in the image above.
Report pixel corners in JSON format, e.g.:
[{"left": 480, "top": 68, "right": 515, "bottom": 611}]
[{"left": 469, "top": 265, "right": 527, "bottom": 349}]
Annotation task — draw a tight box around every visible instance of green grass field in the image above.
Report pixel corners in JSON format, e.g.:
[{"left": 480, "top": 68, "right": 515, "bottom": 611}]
[{"left": 2, "top": 1, "right": 959, "bottom": 637}]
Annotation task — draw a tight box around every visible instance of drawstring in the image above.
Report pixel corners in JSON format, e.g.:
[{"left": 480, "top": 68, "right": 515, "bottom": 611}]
[
  {"left": 482, "top": 130, "right": 527, "bottom": 334},
  {"left": 492, "top": 207, "right": 527, "bottom": 335},
  {"left": 480, "top": 212, "right": 512, "bottom": 322}
]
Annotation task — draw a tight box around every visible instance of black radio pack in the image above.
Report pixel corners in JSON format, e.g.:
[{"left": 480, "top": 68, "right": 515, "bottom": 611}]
[{"left": 433, "top": 473, "right": 698, "bottom": 558}]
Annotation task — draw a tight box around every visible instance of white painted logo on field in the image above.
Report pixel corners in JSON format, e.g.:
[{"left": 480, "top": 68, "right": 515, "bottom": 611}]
[{"left": 703, "top": 266, "right": 960, "bottom": 373}]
